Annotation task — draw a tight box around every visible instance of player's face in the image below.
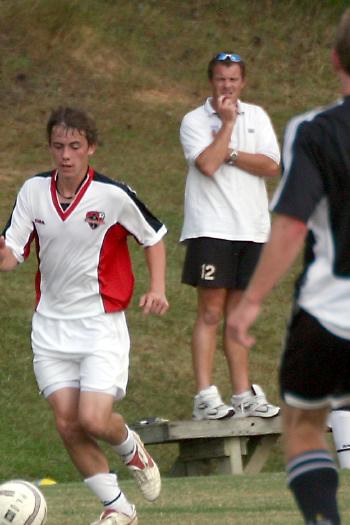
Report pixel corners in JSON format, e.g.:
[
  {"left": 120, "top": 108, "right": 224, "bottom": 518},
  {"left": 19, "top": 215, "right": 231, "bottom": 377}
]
[
  {"left": 210, "top": 63, "right": 245, "bottom": 103},
  {"left": 49, "top": 125, "right": 96, "bottom": 180}
]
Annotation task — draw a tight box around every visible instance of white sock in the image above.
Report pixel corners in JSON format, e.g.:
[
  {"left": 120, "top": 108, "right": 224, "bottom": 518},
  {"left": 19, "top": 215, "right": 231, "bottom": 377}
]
[
  {"left": 329, "top": 410, "right": 350, "bottom": 469},
  {"left": 84, "top": 472, "right": 134, "bottom": 516},
  {"left": 198, "top": 385, "right": 216, "bottom": 396},
  {"left": 112, "top": 426, "right": 136, "bottom": 464},
  {"left": 233, "top": 389, "right": 251, "bottom": 400}
]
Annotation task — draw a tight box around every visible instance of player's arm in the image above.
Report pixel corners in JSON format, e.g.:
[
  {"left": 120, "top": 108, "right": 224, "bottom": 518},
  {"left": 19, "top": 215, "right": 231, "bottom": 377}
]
[
  {"left": 0, "top": 236, "right": 19, "bottom": 272},
  {"left": 139, "top": 239, "right": 169, "bottom": 315},
  {"left": 195, "top": 96, "right": 237, "bottom": 177},
  {"left": 226, "top": 213, "right": 308, "bottom": 347},
  {"left": 233, "top": 152, "right": 280, "bottom": 178},
  {"left": 230, "top": 107, "right": 280, "bottom": 178}
]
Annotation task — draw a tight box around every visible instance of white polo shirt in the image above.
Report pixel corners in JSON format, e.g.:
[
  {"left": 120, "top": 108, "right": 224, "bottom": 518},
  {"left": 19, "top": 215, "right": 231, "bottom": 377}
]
[{"left": 179, "top": 98, "right": 280, "bottom": 243}]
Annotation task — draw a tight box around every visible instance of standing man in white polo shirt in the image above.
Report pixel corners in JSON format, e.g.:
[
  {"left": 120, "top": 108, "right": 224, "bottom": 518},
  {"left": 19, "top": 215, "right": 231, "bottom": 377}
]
[{"left": 180, "top": 52, "right": 281, "bottom": 420}]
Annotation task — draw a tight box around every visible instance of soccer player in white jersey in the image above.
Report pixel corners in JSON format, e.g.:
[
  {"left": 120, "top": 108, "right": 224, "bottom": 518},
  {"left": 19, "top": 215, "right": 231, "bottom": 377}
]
[
  {"left": 227, "top": 9, "right": 350, "bottom": 524},
  {"left": 0, "top": 106, "right": 169, "bottom": 525}
]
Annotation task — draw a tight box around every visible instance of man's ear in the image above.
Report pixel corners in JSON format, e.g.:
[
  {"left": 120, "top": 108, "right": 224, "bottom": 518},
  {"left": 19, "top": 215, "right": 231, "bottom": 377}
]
[{"left": 88, "top": 144, "right": 97, "bottom": 156}]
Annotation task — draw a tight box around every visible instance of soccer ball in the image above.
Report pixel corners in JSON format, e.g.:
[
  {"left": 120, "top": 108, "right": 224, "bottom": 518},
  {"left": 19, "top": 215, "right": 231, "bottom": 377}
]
[{"left": 0, "top": 480, "right": 47, "bottom": 525}]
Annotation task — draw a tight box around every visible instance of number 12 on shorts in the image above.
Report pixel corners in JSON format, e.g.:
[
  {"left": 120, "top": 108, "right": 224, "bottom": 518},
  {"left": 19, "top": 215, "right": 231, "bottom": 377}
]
[{"left": 201, "top": 264, "right": 215, "bottom": 280}]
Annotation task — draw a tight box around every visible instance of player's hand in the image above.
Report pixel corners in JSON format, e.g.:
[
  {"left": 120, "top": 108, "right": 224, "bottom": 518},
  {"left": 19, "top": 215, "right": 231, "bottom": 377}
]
[
  {"left": 0, "top": 236, "right": 18, "bottom": 272},
  {"left": 216, "top": 95, "right": 237, "bottom": 124},
  {"left": 226, "top": 296, "right": 261, "bottom": 348},
  {"left": 139, "top": 291, "right": 169, "bottom": 316}
]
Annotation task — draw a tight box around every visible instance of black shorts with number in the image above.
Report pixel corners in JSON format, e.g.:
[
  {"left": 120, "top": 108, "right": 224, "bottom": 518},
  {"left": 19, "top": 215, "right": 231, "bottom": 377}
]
[
  {"left": 181, "top": 237, "right": 263, "bottom": 289},
  {"left": 280, "top": 307, "right": 350, "bottom": 409}
]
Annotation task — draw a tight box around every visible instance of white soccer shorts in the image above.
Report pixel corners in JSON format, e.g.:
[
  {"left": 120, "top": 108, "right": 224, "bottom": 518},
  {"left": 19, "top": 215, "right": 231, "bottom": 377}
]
[{"left": 31, "top": 311, "right": 130, "bottom": 399}]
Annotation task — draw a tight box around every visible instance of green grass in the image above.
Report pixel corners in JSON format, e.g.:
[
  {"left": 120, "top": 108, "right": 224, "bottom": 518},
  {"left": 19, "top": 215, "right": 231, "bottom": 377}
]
[
  {"left": 38, "top": 471, "right": 350, "bottom": 524},
  {"left": 0, "top": 0, "right": 349, "bottom": 484}
]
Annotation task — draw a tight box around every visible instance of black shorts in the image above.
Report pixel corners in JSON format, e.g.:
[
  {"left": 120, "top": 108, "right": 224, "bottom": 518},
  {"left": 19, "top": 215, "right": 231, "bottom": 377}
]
[
  {"left": 181, "top": 237, "right": 263, "bottom": 289},
  {"left": 280, "top": 307, "right": 350, "bottom": 409}
]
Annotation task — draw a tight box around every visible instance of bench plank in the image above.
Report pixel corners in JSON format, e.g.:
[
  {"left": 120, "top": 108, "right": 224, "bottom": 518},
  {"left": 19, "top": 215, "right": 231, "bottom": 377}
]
[{"left": 132, "top": 416, "right": 281, "bottom": 443}]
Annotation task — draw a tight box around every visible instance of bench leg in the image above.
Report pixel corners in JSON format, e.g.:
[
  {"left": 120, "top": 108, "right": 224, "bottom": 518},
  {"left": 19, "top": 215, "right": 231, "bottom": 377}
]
[
  {"left": 243, "top": 435, "right": 280, "bottom": 474},
  {"left": 170, "top": 436, "right": 244, "bottom": 476},
  {"left": 169, "top": 434, "right": 279, "bottom": 476},
  {"left": 222, "top": 437, "right": 244, "bottom": 474}
]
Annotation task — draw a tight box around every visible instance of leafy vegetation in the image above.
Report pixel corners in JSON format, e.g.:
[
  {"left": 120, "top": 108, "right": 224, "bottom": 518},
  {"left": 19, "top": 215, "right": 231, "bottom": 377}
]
[{"left": 0, "top": 0, "right": 348, "bottom": 482}]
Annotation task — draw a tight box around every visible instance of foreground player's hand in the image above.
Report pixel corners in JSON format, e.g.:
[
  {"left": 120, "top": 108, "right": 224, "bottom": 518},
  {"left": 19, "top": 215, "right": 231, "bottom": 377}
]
[
  {"left": 226, "top": 296, "right": 261, "bottom": 348},
  {"left": 139, "top": 291, "right": 169, "bottom": 316}
]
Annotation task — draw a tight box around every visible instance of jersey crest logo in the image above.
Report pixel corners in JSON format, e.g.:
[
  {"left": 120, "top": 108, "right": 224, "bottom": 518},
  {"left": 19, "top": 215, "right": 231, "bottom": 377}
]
[{"left": 85, "top": 211, "right": 105, "bottom": 229}]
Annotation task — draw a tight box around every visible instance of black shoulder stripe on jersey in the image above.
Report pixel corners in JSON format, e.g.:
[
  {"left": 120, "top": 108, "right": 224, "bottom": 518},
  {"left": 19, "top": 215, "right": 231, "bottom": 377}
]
[{"left": 93, "top": 171, "right": 164, "bottom": 233}]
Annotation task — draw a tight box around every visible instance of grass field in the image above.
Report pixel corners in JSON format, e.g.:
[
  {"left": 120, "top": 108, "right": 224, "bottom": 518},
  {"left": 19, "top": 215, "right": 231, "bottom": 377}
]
[
  {"left": 39, "top": 471, "right": 350, "bottom": 524},
  {"left": 0, "top": 0, "right": 349, "bottom": 505}
]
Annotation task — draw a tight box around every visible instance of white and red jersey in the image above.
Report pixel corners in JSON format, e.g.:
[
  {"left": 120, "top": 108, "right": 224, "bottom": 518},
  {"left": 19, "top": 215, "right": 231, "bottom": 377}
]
[{"left": 3, "top": 167, "right": 167, "bottom": 319}]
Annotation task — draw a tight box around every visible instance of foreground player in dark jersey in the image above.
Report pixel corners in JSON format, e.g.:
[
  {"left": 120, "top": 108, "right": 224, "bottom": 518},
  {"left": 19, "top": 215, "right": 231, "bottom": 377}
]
[
  {"left": 227, "top": 9, "right": 350, "bottom": 525},
  {"left": 0, "top": 107, "right": 169, "bottom": 525}
]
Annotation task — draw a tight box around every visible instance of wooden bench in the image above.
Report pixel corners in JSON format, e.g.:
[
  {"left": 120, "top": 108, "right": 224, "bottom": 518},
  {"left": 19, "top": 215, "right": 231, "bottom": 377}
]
[{"left": 131, "top": 416, "right": 282, "bottom": 476}]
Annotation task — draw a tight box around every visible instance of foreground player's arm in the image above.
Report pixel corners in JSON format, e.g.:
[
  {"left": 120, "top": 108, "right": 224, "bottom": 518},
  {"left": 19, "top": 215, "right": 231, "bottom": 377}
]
[
  {"left": 139, "top": 239, "right": 169, "bottom": 315},
  {"left": 226, "top": 214, "right": 308, "bottom": 347},
  {"left": 0, "top": 236, "right": 19, "bottom": 271}
]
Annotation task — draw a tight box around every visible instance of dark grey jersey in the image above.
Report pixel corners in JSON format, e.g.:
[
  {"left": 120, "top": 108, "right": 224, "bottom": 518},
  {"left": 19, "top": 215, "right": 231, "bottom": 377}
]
[{"left": 271, "top": 97, "right": 350, "bottom": 336}]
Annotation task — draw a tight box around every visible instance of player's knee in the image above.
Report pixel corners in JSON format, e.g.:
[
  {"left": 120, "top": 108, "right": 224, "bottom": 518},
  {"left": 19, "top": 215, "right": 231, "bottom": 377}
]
[
  {"left": 79, "top": 412, "right": 105, "bottom": 437},
  {"left": 284, "top": 407, "right": 328, "bottom": 454},
  {"left": 55, "top": 415, "right": 80, "bottom": 442},
  {"left": 200, "top": 308, "right": 222, "bottom": 326}
]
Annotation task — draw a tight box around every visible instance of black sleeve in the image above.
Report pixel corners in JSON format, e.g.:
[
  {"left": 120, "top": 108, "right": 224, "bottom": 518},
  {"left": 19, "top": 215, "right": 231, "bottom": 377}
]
[{"left": 272, "top": 118, "right": 325, "bottom": 223}]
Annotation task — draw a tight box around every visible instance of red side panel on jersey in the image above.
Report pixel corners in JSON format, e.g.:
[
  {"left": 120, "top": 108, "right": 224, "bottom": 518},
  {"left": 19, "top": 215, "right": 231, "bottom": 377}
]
[
  {"left": 23, "top": 229, "right": 36, "bottom": 260},
  {"left": 21, "top": 227, "right": 42, "bottom": 308},
  {"left": 98, "top": 223, "right": 135, "bottom": 312}
]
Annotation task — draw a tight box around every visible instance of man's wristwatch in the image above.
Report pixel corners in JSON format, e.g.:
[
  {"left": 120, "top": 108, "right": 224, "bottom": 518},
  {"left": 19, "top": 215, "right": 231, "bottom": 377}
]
[{"left": 227, "top": 149, "right": 238, "bottom": 166}]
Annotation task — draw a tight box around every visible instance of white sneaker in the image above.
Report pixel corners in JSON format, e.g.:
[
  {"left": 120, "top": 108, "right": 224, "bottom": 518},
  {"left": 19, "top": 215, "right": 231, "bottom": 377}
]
[
  {"left": 232, "top": 384, "right": 280, "bottom": 418},
  {"left": 125, "top": 431, "right": 161, "bottom": 502},
  {"left": 193, "top": 385, "right": 235, "bottom": 420},
  {"left": 90, "top": 507, "right": 138, "bottom": 525}
]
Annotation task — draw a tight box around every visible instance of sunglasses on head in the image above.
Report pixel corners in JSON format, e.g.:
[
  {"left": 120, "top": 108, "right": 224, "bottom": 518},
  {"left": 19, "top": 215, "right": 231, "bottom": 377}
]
[{"left": 215, "top": 52, "right": 243, "bottom": 62}]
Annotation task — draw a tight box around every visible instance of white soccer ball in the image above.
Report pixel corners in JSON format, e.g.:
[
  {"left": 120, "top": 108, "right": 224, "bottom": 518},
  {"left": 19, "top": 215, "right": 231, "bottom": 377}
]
[{"left": 0, "top": 480, "right": 47, "bottom": 525}]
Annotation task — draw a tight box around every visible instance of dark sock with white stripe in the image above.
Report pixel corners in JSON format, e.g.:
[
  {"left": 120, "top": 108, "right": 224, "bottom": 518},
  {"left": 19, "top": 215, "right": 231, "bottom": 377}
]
[{"left": 287, "top": 450, "right": 340, "bottom": 524}]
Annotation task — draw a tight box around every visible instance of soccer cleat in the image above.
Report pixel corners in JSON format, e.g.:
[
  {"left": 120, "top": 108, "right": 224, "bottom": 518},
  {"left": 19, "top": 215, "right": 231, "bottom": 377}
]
[
  {"left": 90, "top": 507, "right": 138, "bottom": 525},
  {"left": 192, "top": 385, "right": 235, "bottom": 420},
  {"left": 126, "top": 431, "right": 161, "bottom": 502},
  {"left": 232, "top": 384, "right": 280, "bottom": 418}
]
